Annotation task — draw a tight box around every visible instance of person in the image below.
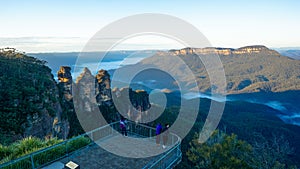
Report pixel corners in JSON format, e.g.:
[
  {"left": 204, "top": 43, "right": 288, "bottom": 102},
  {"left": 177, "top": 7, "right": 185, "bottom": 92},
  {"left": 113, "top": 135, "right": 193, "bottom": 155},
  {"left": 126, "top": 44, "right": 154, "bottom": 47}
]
[
  {"left": 120, "top": 117, "right": 127, "bottom": 136},
  {"left": 162, "top": 124, "right": 170, "bottom": 149},
  {"left": 156, "top": 123, "right": 163, "bottom": 145}
]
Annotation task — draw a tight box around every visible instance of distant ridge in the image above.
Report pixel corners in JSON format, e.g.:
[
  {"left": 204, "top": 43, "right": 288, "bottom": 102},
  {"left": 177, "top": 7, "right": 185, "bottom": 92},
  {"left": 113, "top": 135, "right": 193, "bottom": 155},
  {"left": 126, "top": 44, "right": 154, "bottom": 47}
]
[
  {"left": 165, "top": 45, "right": 279, "bottom": 56},
  {"left": 279, "top": 49, "right": 300, "bottom": 60},
  {"left": 131, "top": 45, "right": 300, "bottom": 94}
]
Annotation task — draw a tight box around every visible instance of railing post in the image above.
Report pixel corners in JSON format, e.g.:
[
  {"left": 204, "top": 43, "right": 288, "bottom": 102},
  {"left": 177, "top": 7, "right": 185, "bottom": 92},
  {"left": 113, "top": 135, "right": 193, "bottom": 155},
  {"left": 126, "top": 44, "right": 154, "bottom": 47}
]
[
  {"left": 177, "top": 144, "right": 181, "bottom": 157},
  {"left": 172, "top": 135, "right": 174, "bottom": 145},
  {"left": 30, "top": 154, "right": 35, "bottom": 169}
]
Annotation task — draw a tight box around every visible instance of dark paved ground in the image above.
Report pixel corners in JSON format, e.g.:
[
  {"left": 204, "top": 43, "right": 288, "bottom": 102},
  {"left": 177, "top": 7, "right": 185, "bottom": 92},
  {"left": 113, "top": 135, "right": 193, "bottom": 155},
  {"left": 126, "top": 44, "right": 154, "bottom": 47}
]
[{"left": 43, "top": 134, "right": 173, "bottom": 169}]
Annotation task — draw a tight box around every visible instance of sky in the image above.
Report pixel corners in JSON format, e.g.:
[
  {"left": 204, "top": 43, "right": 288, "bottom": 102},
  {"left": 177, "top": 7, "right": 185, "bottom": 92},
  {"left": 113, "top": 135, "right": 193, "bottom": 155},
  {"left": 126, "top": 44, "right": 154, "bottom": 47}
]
[{"left": 0, "top": 0, "right": 300, "bottom": 52}]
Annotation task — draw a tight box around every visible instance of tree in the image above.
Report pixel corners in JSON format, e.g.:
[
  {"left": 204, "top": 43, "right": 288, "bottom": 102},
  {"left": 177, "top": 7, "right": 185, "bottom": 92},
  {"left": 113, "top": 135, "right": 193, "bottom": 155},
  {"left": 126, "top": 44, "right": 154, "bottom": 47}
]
[
  {"left": 249, "top": 133, "right": 297, "bottom": 169},
  {"left": 187, "top": 130, "right": 252, "bottom": 169}
]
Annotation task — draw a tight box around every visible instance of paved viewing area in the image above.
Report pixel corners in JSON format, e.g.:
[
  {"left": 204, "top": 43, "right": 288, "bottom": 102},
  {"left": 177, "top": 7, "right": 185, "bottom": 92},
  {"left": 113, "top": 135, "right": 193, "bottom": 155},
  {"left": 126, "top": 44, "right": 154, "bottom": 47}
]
[
  {"left": 44, "top": 135, "right": 174, "bottom": 169},
  {"left": 42, "top": 121, "right": 181, "bottom": 169},
  {"left": 1, "top": 121, "right": 181, "bottom": 169}
]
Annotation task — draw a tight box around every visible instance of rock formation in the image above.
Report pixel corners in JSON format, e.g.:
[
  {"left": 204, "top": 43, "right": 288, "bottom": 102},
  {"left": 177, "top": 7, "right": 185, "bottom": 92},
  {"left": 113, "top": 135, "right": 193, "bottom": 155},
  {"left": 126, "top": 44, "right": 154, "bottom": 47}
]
[
  {"left": 75, "top": 67, "right": 96, "bottom": 104},
  {"left": 57, "top": 66, "right": 72, "bottom": 101},
  {"left": 57, "top": 66, "right": 84, "bottom": 137},
  {"left": 56, "top": 66, "right": 152, "bottom": 133},
  {"left": 166, "top": 45, "right": 280, "bottom": 56},
  {"left": 95, "top": 69, "right": 112, "bottom": 106}
]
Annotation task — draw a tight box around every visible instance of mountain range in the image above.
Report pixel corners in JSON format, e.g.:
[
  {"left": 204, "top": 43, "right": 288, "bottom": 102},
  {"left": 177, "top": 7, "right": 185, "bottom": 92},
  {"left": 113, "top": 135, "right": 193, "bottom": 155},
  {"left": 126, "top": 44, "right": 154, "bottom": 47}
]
[
  {"left": 115, "top": 45, "right": 300, "bottom": 95},
  {"left": 279, "top": 49, "right": 300, "bottom": 60}
]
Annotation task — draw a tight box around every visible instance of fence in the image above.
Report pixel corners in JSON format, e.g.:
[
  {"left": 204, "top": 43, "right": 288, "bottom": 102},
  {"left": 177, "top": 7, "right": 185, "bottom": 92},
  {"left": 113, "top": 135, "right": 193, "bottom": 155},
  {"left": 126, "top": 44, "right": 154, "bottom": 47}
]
[
  {"left": 0, "top": 121, "right": 182, "bottom": 169},
  {"left": 126, "top": 121, "right": 182, "bottom": 169}
]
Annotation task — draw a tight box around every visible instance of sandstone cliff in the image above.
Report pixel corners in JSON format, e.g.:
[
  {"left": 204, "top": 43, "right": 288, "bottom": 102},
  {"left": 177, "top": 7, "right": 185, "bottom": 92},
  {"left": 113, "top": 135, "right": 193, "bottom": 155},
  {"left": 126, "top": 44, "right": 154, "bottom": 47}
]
[
  {"left": 166, "top": 45, "right": 280, "bottom": 56},
  {"left": 95, "top": 69, "right": 113, "bottom": 106}
]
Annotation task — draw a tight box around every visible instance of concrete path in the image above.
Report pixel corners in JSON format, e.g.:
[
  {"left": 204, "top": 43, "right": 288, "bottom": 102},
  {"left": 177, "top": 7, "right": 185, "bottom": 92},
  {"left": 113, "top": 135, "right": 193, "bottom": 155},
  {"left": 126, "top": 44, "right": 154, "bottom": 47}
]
[
  {"left": 42, "top": 134, "right": 171, "bottom": 169},
  {"left": 42, "top": 161, "right": 64, "bottom": 169}
]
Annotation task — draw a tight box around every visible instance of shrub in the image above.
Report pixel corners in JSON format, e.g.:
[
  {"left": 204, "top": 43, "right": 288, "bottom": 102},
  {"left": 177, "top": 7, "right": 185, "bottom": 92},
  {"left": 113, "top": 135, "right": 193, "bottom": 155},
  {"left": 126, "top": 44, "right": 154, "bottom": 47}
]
[
  {"left": 0, "top": 145, "right": 13, "bottom": 160},
  {"left": 187, "top": 130, "right": 252, "bottom": 169},
  {"left": 13, "top": 137, "right": 44, "bottom": 156},
  {"left": 66, "top": 136, "right": 91, "bottom": 153},
  {"left": 0, "top": 136, "right": 91, "bottom": 168},
  {"left": 33, "top": 143, "right": 66, "bottom": 168}
]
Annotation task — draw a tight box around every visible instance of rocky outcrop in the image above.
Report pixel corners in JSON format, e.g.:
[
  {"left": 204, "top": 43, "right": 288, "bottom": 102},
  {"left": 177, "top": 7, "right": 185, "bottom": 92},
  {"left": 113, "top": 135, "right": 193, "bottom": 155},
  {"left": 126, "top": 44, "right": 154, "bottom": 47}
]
[
  {"left": 128, "top": 89, "right": 151, "bottom": 111},
  {"left": 112, "top": 87, "right": 151, "bottom": 112},
  {"left": 233, "top": 46, "right": 279, "bottom": 55},
  {"left": 95, "top": 69, "right": 112, "bottom": 106},
  {"left": 57, "top": 66, "right": 72, "bottom": 101},
  {"left": 74, "top": 67, "right": 97, "bottom": 113},
  {"left": 56, "top": 66, "right": 152, "bottom": 133},
  {"left": 166, "top": 45, "right": 280, "bottom": 56},
  {"left": 111, "top": 87, "right": 151, "bottom": 123},
  {"left": 57, "top": 66, "right": 83, "bottom": 137},
  {"left": 76, "top": 68, "right": 96, "bottom": 102}
]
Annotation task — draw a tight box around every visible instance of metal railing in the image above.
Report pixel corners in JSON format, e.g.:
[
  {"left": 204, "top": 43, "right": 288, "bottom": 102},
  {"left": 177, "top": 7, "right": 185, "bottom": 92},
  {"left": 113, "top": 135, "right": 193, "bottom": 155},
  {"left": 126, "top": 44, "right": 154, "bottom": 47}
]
[
  {"left": 136, "top": 122, "right": 182, "bottom": 169},
  {"left": 120, "top": 121, "right": 182, "bottom": 169},
  {"left": 0, "top": 121, "right": 182, "bottom": 169}
]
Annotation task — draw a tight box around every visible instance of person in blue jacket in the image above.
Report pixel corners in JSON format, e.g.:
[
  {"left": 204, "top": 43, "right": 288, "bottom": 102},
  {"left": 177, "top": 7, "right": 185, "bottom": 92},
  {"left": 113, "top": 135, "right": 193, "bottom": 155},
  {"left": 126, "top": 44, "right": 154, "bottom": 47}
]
[{"left": 156, "top": 123, "right": 162, "bottom": 145}]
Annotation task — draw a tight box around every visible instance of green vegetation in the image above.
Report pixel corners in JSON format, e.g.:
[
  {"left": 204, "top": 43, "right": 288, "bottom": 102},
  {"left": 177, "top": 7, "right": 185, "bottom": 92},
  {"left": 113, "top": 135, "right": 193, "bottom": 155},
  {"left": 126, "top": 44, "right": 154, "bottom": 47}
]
[
  {"left": 32, "top": 136, "right": 91, "bottom": 168},
  {"left": 0, "top": 136, "right": 91, "bottom": 168},
  {"left": 186, "top": 130, "right": 297, "bottom": 169},
  {"left": 0, "top": 137, "right": 62, "bottom": 164},
  {"left": 0, "top": 49, "right": 60, "bottom": 144},
  {"left": 187, "top": 130, "right": 252, "bottom": 169},
  {"left": 161, "top": 98, "right": 300, "bottom": 168}
]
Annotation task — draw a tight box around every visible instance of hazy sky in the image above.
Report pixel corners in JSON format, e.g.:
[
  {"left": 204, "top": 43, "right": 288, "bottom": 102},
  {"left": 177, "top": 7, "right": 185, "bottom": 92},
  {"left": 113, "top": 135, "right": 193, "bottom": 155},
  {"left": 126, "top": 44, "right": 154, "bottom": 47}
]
[{"left": 1, "top": 0, "right": 299, "bottom": 52}]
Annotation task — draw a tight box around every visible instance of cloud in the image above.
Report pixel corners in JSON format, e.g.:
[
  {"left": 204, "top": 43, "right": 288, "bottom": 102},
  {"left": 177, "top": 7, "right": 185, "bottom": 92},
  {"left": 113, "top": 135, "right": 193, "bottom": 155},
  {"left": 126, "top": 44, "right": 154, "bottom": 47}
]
[
  {"left": 0, "top": 37, "right": 88, "bottom": 53},
  {"left": 0, "top": 35, "right": 185, "bottom": 53}
]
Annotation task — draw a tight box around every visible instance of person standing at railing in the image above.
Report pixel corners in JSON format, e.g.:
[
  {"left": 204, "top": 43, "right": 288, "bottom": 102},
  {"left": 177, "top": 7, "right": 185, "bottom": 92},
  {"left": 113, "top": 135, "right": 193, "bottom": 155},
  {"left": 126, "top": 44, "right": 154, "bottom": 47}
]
[
  {"left": 162, "top": 124, "right": 170, "bottom": 149},
  {"left": 156, "top": 123, "right": 163, "bottom": 145},
  {"left": 120, "top": 117, "right": 128, "bottom": 136}
]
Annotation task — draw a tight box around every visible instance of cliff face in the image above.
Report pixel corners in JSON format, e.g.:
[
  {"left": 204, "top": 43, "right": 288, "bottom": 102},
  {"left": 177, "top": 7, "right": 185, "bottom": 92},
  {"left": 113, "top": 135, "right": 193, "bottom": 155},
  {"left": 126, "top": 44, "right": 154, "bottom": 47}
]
[
  {"left": 57, "top": 66, "right": 83, "bottom": 137},
  {"left": 128, "top": 89, "right": 151, "bottom": 111},
  {"left": 74, "top": 68, "right": 98, "bottom": 113},
  {"left": 57, "top": 66, "right": 72, "bottom": 101},
  {"left": 167, "top": 45, "right": 280, "bottom": 56},
  {"left": 0, "top": 49, "right": 69, "bottom": 144},
  {"left": 95, "top": 69, "right": 113, "bottom": 106}
]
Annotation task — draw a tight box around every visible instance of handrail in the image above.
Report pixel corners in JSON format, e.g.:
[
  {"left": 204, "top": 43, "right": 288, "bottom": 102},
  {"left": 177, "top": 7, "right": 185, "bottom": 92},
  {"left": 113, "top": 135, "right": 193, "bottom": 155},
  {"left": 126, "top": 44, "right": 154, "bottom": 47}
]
[
  {"left": 0, "top": 121, "right": 182, "bottom": 169},
  {"left": 0, "top": 122, "right": 117, "bottom": 169},
  {"left": 142, "top": 133, "right": 181, "bottom": 169},
  {"left": 143, "top": 142, "right": 181, "bottom": 169},
  {"left": 125, "top": 121, "right": 182, "bottom": 169}
]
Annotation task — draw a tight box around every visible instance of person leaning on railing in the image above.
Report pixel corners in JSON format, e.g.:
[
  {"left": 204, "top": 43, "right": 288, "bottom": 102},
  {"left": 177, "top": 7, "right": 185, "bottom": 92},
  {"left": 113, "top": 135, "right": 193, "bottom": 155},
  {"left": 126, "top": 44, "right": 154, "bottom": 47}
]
[
  {"left": 162, "top": 124, "right": 170, "bottom": 149},
  {"left": 120, "top": 117, "right": 128, "bottom": 136}
]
